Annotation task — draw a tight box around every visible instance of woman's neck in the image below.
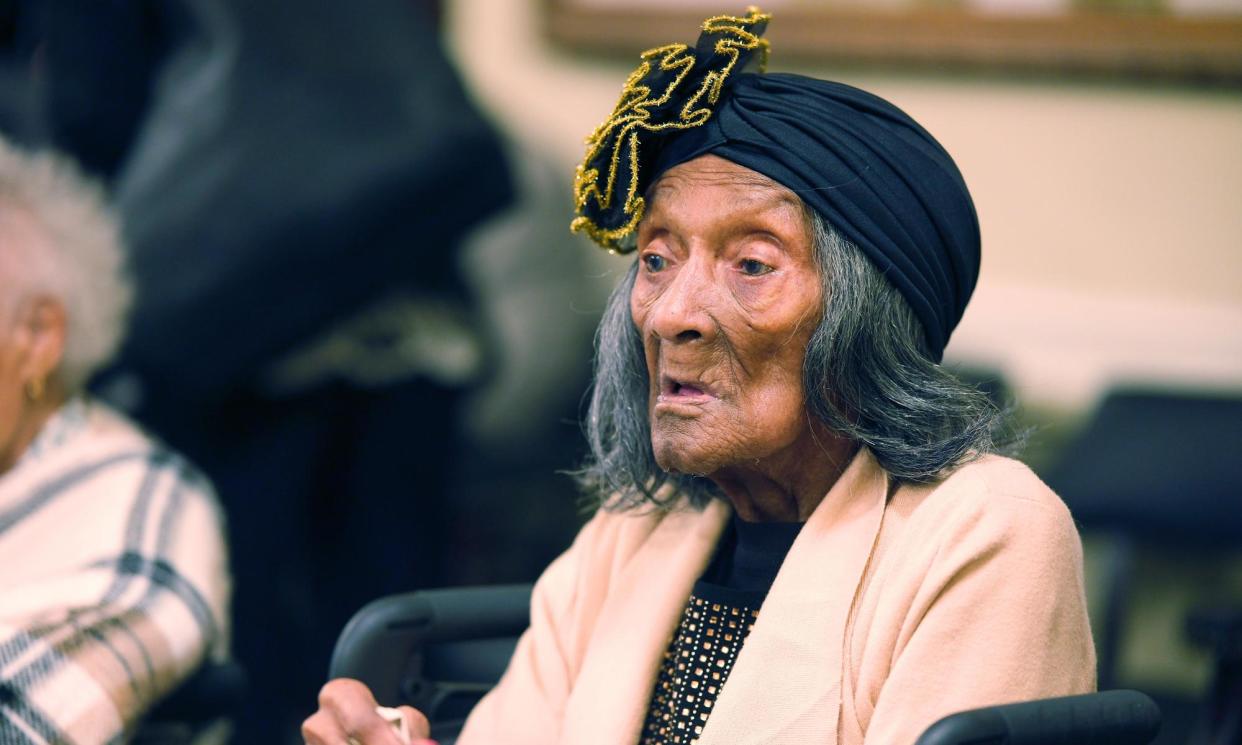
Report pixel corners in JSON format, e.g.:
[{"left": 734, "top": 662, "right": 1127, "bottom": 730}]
[
  {"left": 0, "top": 384, "right": 68, "bottom": 476},
  {"left": 710, "top": 426, "right": 859, "bottom": 522}
]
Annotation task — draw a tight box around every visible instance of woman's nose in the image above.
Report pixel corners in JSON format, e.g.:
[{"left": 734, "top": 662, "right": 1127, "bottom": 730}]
[{"left": 648, "top": 260, "right": 716, "bottom": 344}]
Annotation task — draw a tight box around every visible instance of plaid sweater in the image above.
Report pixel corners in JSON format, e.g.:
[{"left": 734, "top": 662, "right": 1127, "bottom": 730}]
[{"left": 0, "top": 399, "right": 230, "bottom": 744}]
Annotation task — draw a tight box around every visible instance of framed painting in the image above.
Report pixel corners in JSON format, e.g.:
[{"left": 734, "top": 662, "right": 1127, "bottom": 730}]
[{"left": 543, "top": 0, "right": 1242, "bottom": 84}]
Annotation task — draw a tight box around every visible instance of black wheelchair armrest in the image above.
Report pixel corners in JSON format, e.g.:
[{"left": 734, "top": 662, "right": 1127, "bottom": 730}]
[
  {"left": 328, "top": 583, "right": 532, "bottom": 725},
  {"left": 914, "top": 690, "right": 1161, "bottom": 745}
]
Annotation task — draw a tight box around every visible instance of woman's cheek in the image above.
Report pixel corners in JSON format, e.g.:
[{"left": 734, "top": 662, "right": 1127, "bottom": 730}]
[
  {"left": 727, "top": 271, "right": 786, "bottom": 314},
  {"left": 629, "top": 285, "right": 646, "bottom": 327},
  {"left": 630, "top": 280, "right": 662, "bottom": 326},
  {"left": 746, "top": 283, "right": 823, "bottom": 339}
]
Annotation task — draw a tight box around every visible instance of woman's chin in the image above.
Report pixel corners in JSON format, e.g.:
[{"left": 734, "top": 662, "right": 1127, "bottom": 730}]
[{"left": 651, "top": 436, "right": 722, "bottom": 478}]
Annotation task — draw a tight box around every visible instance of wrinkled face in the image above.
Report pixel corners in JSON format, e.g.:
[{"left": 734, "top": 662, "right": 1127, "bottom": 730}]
[{"left": 630, "top": 155, "right": 823, "bottom": 479}]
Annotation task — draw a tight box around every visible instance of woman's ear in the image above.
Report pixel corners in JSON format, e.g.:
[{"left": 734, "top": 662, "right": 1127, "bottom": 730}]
[{"left": 19, "top": 296, "right": 67, "bottom": 388}]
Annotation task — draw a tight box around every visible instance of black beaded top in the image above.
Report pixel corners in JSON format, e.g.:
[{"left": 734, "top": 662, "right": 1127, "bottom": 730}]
[{"left": 639, "top": 515, "right": 802, "bottom": 744}]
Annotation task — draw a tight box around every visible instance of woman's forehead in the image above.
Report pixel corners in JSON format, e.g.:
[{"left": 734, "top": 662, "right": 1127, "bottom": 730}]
[{"left": 646, "top": 155, "right": 803, "bottom": 219}]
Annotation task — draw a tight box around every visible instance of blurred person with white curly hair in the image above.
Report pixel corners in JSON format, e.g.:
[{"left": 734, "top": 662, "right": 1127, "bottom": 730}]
[{"left": 0, "top": 135, "right": 230, "bottom": 744}]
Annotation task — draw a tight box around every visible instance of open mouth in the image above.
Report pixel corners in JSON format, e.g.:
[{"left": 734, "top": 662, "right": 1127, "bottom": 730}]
[{"left": 659, "top": 375, "right": 714, "bottom": 403}]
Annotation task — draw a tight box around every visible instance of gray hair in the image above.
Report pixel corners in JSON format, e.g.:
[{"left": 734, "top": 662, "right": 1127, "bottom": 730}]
[
  {"left": 0, "top": 139, "right": 132, "bottom": 390},
  {"left": 578, "top": 210, "right": 1015, "bottom": 511}
]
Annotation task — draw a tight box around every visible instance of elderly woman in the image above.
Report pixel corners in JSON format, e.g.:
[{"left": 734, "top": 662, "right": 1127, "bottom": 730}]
[
  {"left": 305, "top": 9, "right": 1094, "bottom": 745},
  {"left": 0, "top": 138, "right": 229, "bottom": 743}
]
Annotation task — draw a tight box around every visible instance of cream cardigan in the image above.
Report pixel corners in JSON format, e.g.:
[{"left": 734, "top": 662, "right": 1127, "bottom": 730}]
[{"left": 458, "top": 450, "right": 1096, "bottom": 745}]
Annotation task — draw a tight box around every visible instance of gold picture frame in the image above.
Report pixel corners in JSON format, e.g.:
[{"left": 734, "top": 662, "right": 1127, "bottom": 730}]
[{"left": 543, "top": 0, "right": 1242, "bottom": 84}]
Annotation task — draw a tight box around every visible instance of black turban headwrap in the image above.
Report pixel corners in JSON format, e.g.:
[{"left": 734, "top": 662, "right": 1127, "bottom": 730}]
[{"left": 571, "top": 8, "right": 981, "bottom": 360}]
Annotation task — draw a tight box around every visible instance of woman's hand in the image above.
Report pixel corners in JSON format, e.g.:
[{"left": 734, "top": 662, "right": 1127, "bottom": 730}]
[{"left": 302, "top": 679, "right": 434, "bottom": 745}]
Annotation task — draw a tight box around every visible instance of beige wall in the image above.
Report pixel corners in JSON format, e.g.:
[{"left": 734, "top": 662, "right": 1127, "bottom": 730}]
[{"left": 447, "top": 0, "right": 1242, "bottom": 408}]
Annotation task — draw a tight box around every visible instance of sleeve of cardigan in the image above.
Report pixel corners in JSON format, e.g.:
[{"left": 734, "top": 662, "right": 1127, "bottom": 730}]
[
  {"left": 455, "top": 512, "right": 606, "bottom": 745},
  {"left": 862, "top": 479, "right": 1097, "bottom": 745}
]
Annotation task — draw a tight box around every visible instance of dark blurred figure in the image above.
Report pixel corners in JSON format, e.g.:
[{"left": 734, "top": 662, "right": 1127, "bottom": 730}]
[
  {"left": 0, "top": 1, "right": 167, "bottom": 176},
  {"left": 2, "top": 0, "right": 513, "bottom": 741}
]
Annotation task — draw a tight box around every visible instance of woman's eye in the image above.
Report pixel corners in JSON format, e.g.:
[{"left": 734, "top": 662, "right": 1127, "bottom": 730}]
[
  {"left": 642, "top": 254, "right": 666, "bottom": 272},
  {"left": 739, "top": 258, "right": 773, "bottom": 276}
]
